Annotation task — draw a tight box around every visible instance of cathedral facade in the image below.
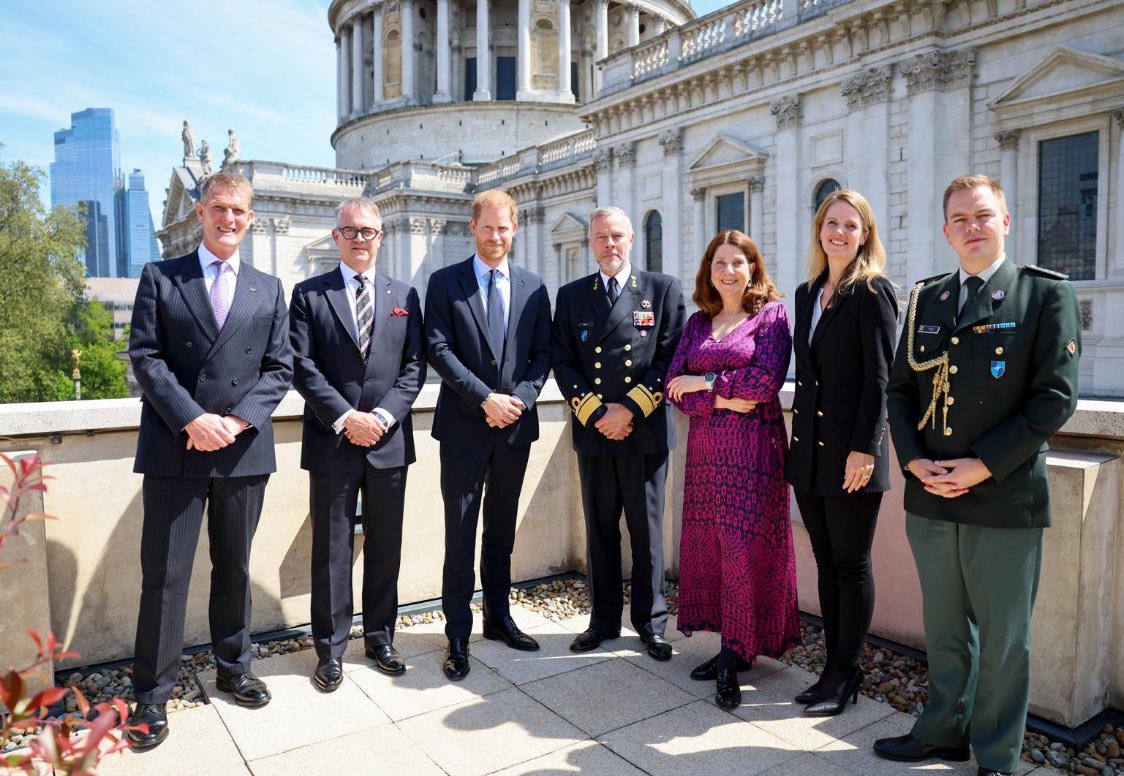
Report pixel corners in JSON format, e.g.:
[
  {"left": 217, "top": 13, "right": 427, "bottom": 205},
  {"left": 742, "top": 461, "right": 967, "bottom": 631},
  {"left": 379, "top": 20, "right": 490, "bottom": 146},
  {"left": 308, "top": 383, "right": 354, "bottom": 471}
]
[{"left": 158, "top": 0, "right": 1124, "bottom": 394}]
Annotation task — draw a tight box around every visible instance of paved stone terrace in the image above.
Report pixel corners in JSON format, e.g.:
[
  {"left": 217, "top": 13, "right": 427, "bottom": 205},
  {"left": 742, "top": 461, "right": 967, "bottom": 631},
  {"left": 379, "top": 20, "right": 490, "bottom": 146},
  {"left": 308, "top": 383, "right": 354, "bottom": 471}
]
[{"left": 96, "top": 603, "right": 1049, "bottom": 776}]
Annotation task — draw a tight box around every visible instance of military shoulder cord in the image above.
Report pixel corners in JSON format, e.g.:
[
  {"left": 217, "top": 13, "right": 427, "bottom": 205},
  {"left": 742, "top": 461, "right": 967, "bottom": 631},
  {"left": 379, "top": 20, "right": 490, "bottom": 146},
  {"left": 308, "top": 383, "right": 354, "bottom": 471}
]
[{"left": 905, "top": 281, "right": 951, "bottom": 433}]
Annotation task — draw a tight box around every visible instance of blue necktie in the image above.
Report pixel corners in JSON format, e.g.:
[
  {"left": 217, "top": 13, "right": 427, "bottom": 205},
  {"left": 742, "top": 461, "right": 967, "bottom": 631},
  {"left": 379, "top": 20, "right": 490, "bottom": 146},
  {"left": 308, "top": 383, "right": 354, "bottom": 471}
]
[{"left": 487, "top": 269, "right": 506, "bottom": 374}]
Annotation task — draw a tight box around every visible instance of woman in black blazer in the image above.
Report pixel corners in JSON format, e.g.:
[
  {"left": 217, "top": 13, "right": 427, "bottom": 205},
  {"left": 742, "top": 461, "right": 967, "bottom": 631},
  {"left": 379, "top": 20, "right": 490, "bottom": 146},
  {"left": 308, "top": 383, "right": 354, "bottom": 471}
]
[{"left": 785, "top": 189, "right": 898, "bottom": 717}]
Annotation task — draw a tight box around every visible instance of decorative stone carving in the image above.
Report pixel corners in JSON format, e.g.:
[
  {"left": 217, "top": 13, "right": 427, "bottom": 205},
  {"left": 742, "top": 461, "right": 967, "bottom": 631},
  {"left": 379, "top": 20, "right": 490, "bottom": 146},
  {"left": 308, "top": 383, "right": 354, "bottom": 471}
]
[
  {"left": 273, "top": 216, "right": 291, "bottom": 235},
  {"left": 659, "top": 128, "right": 683, "bottom": 156},
  {"left": 223, "top": 129, "right": 239, "bottom": 166},
  {"left": 841, "top": 65, "right": 892, "bottom": 108},
  {"left": 615, "top": 142, "right": 637, "bottom": 167},
  {"left": 770, "top": 94, "right": 802, "bottom": 129},
  {"left": 1114, "top": 109, "right": 1124, "bottom": 129},
  {"left": 995, "top": 130, "right": 1021, "bottom": 150},
  {"left": 747, "top": 175, "right": 765, "bottom": 192},
  {"left": 182, "top": 120, "right": 195, "bottom": 159},
  {"left": 899, "top": 50, "right": 975, "bottom": 95},
  {"left": 409, "top": 217, "right": 427, "bottom": 234},
  {"left": 1080, "top": 299, "right": 1092, "bottom": 331},
  {"left": 593, "top": 148, "right": 614, "bottom": 171},
  {"left": 690, "top": 187, "right": 707, "bottom": 201},
  {"left": 430, "top": 218, "right": 447, "bottom": 234},
  {"left": 251, "top": 220, "right": 268, "bottom": 234},
  {"left": 199, "top": 140, "right": 213, "bottom": 175}
]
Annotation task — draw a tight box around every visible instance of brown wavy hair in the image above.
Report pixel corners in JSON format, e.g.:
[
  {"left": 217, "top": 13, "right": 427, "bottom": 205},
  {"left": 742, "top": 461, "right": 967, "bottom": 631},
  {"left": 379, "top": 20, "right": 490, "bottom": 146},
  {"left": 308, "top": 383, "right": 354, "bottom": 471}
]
[{"left": 694, "top": 230, "right": 781, "bottom": 317}]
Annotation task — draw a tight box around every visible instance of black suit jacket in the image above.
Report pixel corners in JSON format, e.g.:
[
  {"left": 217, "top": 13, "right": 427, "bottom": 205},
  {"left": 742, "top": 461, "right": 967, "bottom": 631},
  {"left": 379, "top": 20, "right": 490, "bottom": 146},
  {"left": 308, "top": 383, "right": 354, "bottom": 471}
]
[
  {"left": 552, "top": 270, "right": 685, "bottom": 456},
  {"left": 289, "top": 267, "right": 425, "bottom": 473},
  {"left": 129, "top": 252, "right": 293, "bottom": 478},
  {"left": 785, "top": 273, "right": 898, "bottom": 495},
  {"left": 425, "top": 257, "right": 553, "bottom": 447}
]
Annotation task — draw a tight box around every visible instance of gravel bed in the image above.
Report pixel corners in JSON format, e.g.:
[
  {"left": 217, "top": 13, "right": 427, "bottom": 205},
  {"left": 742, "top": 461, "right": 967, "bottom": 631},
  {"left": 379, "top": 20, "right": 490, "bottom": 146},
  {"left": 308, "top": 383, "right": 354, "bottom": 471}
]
[{"left": 6, "top": 578, "right": 1119, "bottom": 773}]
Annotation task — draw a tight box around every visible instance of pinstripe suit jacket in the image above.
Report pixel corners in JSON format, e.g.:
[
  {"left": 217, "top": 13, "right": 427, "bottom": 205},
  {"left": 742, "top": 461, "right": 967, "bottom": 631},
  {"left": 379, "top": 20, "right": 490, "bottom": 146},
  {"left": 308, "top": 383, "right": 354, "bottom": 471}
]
[{"left": 129, "top": 251, "right": 293, "bottom": 478}]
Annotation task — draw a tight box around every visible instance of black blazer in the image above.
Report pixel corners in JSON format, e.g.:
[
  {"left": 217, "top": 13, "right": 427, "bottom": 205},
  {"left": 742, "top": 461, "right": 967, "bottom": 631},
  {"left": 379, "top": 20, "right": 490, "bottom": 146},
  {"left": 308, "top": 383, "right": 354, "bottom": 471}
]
[
  {"left": 552, "top": 270, "right": 685, "bottom": 456},
  {"left": 425, "top": 257, "right": 553, "bottom": 447},
  {"left": 785, "top": 272, "right": 898, "bottom": 495},
  {"left": 289, "top": 267, "right": 425, "bottom": 473},
  {"left": 129, "top": 252, "right": 293, "bottom": 478}
]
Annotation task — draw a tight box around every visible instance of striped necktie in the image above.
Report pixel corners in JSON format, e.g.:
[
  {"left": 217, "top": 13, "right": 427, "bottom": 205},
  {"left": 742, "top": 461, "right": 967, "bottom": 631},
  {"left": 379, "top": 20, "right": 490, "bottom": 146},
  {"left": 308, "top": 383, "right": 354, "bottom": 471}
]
[{"left": 356, "top": 275, "right": 373, "bottom": 359}]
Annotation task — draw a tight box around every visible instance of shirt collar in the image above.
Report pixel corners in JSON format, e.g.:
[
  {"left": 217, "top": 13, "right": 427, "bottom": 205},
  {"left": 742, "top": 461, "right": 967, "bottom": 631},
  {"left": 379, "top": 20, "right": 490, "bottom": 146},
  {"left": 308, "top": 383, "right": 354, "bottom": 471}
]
[
  {"left": 198, "top": 242, "right": 240, "bottom": 275},
  {"left": 338, "top": 262, "right": 376, "bottom": 286},
  {"left": 959, "top": 254, "right": 1005, "bottom": 287},
  {"left": 599, "top": 262, "right": 632, "bottom": 290},
  {"left": 473, "top": 254, "right": 510, "bottom": 281}
]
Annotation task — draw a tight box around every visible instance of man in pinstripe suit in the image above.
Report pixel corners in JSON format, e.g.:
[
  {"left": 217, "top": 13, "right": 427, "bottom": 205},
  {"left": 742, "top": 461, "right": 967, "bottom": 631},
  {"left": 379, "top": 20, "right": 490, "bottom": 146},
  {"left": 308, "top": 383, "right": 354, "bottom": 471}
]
[{"left": 125, "top": 172, "right": 292, "bottom": 751}]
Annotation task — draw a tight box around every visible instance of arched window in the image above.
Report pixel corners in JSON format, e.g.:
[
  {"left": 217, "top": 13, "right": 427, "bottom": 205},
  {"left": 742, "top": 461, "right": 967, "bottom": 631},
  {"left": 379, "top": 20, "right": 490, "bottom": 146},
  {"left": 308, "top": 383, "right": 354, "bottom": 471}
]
[
  {"left": 814, "top": 178, "right": 841, "bottom": 211},
  {"left": 644, "top": 210, "right": 663, "bottom": 273}
]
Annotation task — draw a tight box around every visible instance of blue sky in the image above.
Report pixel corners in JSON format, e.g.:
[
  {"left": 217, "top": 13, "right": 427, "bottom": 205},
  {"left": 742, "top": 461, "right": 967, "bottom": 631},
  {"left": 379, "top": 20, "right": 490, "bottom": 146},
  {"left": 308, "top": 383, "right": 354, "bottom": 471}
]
[{"left": 0, "top": 0, "right": 729, "bottom": 222}]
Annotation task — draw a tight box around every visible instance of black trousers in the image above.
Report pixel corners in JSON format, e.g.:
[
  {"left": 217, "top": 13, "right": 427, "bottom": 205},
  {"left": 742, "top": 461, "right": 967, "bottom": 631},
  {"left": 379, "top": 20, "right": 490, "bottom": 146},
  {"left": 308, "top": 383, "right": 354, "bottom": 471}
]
[
  {"left": 309, "top": 464, "right": 406, "bottom": 659},
  {"left": 793, "top": 490, "right": 882, "bottom": 675},
  {"left": 133, "top": 474, "right": 268, "bottom": 704},
  {"left": 576, "top": 452, "right": 668, "bottom": 638},
  {"left": 439, "top": 438, "right": 530, "bottom": 640}
]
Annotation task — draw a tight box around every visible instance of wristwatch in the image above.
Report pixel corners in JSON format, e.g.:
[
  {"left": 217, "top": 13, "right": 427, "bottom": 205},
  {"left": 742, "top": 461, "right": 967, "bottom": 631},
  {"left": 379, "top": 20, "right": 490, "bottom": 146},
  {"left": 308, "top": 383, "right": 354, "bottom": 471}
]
[{"left": 703, "top": 372, "right": 717, "bottom": 392}]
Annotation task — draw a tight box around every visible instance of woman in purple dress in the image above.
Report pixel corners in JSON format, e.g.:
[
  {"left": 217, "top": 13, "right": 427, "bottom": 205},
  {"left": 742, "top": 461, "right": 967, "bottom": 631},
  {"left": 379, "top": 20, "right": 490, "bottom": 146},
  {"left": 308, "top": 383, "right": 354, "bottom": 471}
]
[{"left": 666, "top": 230, "right": 799, "bottom": 709}]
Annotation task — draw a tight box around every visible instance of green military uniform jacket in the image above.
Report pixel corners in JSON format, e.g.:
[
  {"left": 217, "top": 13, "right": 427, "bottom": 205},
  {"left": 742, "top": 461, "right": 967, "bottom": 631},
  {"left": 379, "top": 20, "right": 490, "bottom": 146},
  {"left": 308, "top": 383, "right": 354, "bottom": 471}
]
[{"left": 885, "top": 259, "right": 1081, "bottom": 528}]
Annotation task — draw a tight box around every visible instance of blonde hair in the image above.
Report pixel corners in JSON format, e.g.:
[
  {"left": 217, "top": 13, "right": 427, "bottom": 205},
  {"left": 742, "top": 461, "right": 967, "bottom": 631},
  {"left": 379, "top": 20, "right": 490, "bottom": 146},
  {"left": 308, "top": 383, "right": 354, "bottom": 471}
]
[
  {"left": 472, "top": 189, "right": 517, "bottom": 223},
  {"left": 805, "top": 189, "right": 886, "bottom": 292},
  {"left": 943, "top": 174, "right": 1007, "bottom": 220},
  {"left": 199, "top": 172, "right": 252, "bottom": 204}
]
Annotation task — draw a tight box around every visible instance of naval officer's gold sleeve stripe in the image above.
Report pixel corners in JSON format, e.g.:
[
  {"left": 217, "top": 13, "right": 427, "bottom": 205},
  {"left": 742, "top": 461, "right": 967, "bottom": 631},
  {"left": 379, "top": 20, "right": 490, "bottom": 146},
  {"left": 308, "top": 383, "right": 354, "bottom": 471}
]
[
  {"left": 626, "top": 385, "right": 659, "bottom": 417},
  {"left": 574, "top": 394, "right": 603, "bottom": 426}
]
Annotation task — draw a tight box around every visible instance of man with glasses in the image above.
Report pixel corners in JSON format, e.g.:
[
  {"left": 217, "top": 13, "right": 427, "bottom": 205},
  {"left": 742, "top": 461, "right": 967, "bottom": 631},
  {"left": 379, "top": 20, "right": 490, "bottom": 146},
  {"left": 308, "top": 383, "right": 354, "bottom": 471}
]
[{"left": 289, "top": 198, "right": 425, "bottom": 691}]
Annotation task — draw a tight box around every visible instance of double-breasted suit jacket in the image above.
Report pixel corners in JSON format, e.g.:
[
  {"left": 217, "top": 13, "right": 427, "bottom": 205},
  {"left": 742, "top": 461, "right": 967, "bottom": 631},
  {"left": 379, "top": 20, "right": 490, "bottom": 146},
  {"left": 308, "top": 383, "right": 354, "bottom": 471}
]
[
  {"left": 131, "top": 252, "right": 292, "bottom": 477},
  {"left": 886, "top": 259, "right": 1081, "bottom": 528},
  {"left": 552, "top": 270, "right": 686, "bottom": 455},
  {"left": 786, "top": 274, "right": 899, "bottom": 495},
  {"left": 289, "top": 268, "right": 425, "bottom": 473}
]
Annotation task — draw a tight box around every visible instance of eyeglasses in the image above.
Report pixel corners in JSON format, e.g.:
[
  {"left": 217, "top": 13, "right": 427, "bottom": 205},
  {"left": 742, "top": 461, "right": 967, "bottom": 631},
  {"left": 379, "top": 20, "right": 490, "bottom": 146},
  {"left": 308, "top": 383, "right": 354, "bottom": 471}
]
[{"left": 337, "top": 226, "right": 381, "bottom": 240}]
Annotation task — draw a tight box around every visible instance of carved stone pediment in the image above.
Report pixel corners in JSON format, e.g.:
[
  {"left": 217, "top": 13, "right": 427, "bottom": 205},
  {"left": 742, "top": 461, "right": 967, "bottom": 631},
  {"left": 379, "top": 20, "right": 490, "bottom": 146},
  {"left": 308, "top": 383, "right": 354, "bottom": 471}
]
[
  {"left": 687, "top": 134, "right": 768, "bottom": 187},
  {"left": 989, "top": 47, "right": 1124, "bottom": 121},
  {"left": 161, "top": 167, "right": 201, "bottom": 229},
  {"left": 550, "top": 211, "right": 588, "bottom": 242}
]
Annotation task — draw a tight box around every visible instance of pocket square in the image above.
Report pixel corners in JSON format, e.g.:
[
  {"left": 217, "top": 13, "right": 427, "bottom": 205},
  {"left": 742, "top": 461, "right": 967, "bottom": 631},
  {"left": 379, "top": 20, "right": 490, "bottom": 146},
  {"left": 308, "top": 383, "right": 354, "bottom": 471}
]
[{"left": 391, "top": 307, "right": 409, "bottom": 317}]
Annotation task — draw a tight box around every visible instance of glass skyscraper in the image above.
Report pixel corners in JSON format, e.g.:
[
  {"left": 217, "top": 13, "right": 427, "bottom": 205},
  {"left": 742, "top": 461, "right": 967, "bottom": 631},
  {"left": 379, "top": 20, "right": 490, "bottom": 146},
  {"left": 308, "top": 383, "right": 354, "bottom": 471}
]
[
  {"left": 115, "top": 170, "right": 159, "bottom": 278},
  {"left": 50, "top": 108, "right": 121, "bottom": 277}
]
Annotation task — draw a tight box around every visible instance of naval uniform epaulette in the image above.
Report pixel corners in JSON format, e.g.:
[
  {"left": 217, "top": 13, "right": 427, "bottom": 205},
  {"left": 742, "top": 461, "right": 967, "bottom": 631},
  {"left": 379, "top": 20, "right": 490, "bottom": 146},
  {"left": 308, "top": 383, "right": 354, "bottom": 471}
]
[
  {"left": 914, "top": 272, "right": 954, "bottom": 288},
  {"left": 1022, "top": 265, "right": 1068, "bottom": 280}
]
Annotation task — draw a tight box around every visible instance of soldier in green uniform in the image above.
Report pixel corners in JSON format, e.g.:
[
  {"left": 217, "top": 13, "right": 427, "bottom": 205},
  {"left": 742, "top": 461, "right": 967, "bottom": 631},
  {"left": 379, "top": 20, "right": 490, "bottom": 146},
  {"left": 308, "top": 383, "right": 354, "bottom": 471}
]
[{"left": 873, "top": 175, "right": 1081, "bottom": 776}]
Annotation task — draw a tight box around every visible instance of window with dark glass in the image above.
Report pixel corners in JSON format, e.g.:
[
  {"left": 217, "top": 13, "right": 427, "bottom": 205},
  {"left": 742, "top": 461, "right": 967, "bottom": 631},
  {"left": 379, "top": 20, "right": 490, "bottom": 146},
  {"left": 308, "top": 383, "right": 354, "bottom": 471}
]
[
  {"left": 644, "top": 211, "right": 663, "bottom": 273},
  {"left": 496, "top": 57, "right": 516, "bottom": 100},
  {"left": 465, "top": 57, "right": 477, "bottom": 98},
  {"left": 1038, "top": 131, "right": 1098, "bottom": 280},
  {"left": 814, "top": 178, "right": 841, "bottom": 211},
  {"left": 716, "top": 192, "right": 744, "bottom": 232},
  {"left": 571, "top": 62, "right": 580, "bottom": 101}
]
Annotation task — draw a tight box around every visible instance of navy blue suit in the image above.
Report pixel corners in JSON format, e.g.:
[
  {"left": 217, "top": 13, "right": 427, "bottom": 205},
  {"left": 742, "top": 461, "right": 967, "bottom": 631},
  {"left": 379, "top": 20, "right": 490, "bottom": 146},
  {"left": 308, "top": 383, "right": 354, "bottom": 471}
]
[
  {"left": 425, "top": 257, "right": 552, "bottom": 639},
  {"left": 289, "top": 267, "right": 425, "bottom": 656},
  {"left": 128, "top": 251, "right": 292, "bottom": 704}
]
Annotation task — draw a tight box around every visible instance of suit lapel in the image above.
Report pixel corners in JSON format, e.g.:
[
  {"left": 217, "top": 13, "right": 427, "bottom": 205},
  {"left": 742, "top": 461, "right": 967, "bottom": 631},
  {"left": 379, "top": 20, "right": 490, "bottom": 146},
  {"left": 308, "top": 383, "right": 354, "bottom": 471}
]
[
  {"left": 793, "top": 280, "right": 819, "bottom": 375},
  {"left": 934, "top": 273, "right": 961, "bottom": 334},
  {"left": 172, "top": 252, "right": 219, "bottom": 343},
  {"left": 810, "top": 284, "right": 849, "bottom": 354},
  {"left": 457, "top": 258, "right": 500, "bottom": 361},
  {"left": 207, "top": 262, "right": 261, "bottom": 357},
  {"left": 324, "top": 269, "right": 360, "bottom": 351},
  {"left": 597, "top": 273, "right": 638, "bottom": 344},
  {"left": 365, "top": 272, "right": 392, "bottom": 373},
  {"left": 954, "top": 259, "right": 1017, "bottom": 333}
]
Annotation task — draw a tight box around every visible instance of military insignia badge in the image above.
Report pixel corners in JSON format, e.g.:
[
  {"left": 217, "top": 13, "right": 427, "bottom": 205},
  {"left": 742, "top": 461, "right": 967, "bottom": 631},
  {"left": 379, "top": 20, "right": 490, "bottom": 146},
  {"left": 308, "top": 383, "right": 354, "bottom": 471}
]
[
  {"left": 991, "top": 289, "right": 1005, "bottom": 300},
  {"left": 939, "top": 290, "right": 950, "bottom": 301},
  {"left": 633, "top": 311, "right": 655, "bottom": 327},
  {"left": 641, "top": 299, "right": 652, "bottom": 309},
  {"left": 990, "top": 360, "right": 1006, "bottom": 378},
  {"left": 918, "top": 324, "right": 940, "bottom": 334},
  {"left": 1066, "top": 339, "right": 1077, "bottom": 355},
  {"left": 579, "top": 322, "right": 592, "bottom": 343}
]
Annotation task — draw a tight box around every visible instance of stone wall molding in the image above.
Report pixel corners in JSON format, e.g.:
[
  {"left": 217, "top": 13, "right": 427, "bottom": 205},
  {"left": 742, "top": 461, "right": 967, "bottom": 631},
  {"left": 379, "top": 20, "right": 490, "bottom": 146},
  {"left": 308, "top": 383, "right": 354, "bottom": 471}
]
[{"left": 899, "top": 49, "right": 975, "bottom": 95}]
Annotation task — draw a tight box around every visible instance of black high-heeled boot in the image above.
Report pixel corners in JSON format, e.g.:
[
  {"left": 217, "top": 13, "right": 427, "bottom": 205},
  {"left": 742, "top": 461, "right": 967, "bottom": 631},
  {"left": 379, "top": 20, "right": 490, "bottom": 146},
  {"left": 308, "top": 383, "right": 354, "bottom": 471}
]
[
  {"left": 803, "top": 665, "right": 863, "bottom": 717},
  {"left": 715, "top": 669, "right": 742, "bottom": 708},
  {"left": 794, "top": 674, "right": 827, "bottom": 705}
]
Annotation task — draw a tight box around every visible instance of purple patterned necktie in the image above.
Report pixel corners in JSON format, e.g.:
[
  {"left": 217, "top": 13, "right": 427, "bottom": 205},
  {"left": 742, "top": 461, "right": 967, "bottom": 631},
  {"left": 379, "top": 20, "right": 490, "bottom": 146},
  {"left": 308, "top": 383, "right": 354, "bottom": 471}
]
[{"left": 210, "top": 260, "right": 232, "bottom": 328}]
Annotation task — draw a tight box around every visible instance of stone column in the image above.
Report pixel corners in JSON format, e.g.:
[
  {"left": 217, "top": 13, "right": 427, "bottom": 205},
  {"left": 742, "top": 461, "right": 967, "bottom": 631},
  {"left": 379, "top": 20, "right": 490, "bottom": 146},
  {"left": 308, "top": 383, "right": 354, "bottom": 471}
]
[
  {"left": 373, "top": 8, "right": 384, "bottom": 104},
  {"left": 517, "top": 0, "right": 533, "bottom": 98},
  {"left": 659, "top": 128, "right": 683, "bottom": 280},
  {"left": 401, "top": 0, "right": 416, "bottom": 104},
  {"left": 339, "top": 25, "right": 353, "bottom": 118},
  {"left": 558, "top": 0, "right": 573, "bottom": 101},
  {"left": 594, "top": 0, "right": 608, "bottom": 93},
  {"left": 336, "top": 36, "right": 346, "bottom": 121},
  {"left": 616, "top": 142, "right": 638, "bottom": 256},
  {"left": 996, "top": 130, "right": 1021, "bottom": 259},
  {"left": 770, "top": 93, "right": 802, "bottom": 312},
  {"left": 841, "top": 66, "right": 892, "bottom": 232},
  {"left": 595, "top": 148, "right": 613, "bottom": 208},
  {"left": 475, "top": 0, "right": 492, "bottom": 100},
  {"left": 691, "top": 187, "right": 707, "bottom": 262},
  {"left": 626, "top": 4, "right": 641, "bottom": 48},
  {"left": 748, "top": 175, "right": 764, "bottom": 240},
  {"left": 1115, "top": 110, "right": 1124, "bottom": 277},
  {"left": 435, "top": 0, "right": 452, "bottom": 102},
  {"left": 351, "top": 17, "right": 364, "bottom": 114}
]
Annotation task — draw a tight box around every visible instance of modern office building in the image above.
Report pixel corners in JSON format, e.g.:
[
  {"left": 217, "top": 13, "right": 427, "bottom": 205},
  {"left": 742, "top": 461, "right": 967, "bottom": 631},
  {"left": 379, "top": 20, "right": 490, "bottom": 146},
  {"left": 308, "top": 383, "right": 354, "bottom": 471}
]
[
  {"left": 114, "top": 170, "right": 159, "bottom": 278},
  {"left": 50, "top": 108, "right": 121, "bottom": 277}
]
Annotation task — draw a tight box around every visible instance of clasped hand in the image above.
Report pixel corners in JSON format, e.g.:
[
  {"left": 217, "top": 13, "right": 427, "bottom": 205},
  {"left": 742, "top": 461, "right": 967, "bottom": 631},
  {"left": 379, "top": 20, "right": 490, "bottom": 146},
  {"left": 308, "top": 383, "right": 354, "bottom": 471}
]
[
  {"left": 185, "top": 413, "right": 248, "bottom": 451},
  {"left": 483, "top": 393, "right": 524, "bottom": 428},
  {"left": 907, "top": 457, "right": 992, "bottom": 498},
  {"left": 595, "top": 403, "right": 634, "bottom": 441},
  {"left": 666, "top": 374, "right": 756, "bottom": 413},
  {"left": 343, "top": 411, "right": 386, "bottom": 447}
]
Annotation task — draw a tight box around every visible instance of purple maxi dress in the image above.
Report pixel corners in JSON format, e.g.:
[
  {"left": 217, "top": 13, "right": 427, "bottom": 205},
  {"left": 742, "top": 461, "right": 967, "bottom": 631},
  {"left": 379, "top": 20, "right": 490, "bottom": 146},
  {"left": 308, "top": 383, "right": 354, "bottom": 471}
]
[{"left": 667, "top": 301, "right": 800, "bottom": 661}]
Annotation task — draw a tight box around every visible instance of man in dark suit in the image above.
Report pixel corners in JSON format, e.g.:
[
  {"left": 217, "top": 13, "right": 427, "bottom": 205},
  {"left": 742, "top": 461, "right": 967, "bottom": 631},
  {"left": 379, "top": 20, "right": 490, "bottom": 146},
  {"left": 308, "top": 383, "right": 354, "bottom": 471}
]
[
  {"left": 289, "top": 198, "right": 425, "bottom": 692},
  {"left": 876, "top": 175, "right": 1081, "bottom": 776},
  {"left": 425, "top": 189, "right": 553, "bottom": 680},
  {"left": 125, "top": 172, "right": 293, "bottom": 750},
  {"left": 552, "top": 206, "right": 685, "bottom": 660}
]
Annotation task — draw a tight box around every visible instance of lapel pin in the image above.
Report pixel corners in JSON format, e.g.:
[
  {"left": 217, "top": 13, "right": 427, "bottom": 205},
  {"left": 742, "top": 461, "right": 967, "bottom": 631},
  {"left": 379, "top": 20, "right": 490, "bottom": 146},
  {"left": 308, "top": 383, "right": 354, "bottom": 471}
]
[
  {"left": 641, "top": 299, "right": 651, "bottom": 309},
  {"left": 386, "top": 288, "right": 391, "bottom": 294},
  {"left": 991, "top": 290, "right": 1005, "bottom": 300},
  {"left": 939, "top": 290, "right": 950, "bottom": 301}
]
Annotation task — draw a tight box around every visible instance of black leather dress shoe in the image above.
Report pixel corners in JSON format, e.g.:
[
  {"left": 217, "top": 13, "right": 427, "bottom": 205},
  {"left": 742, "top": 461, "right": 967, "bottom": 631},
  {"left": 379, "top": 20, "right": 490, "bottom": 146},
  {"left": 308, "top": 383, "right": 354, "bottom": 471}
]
[
  {"left": 977, "top": 769, "right": 1011, "bottom": 776},
  {"left": 313, "top": 657, "right": 343, "bottom": 692},
  {"left": 639, "top": 633, "right": 673, "bottom": 661},
  {"left": 690, "top": 653, "right": 754, "bottom": 681},
  {"left": 569, "top": 627, "right": 620, "bottom": 653},
  {"left": 124, "top": 702, "right": 169, "bottom": 751},
  {"left": 872, "top": 734, "right": 970, "bottom": 762},
  {"left": 215, "top": 671, "right": 271, "bottom": 708},
  {"left": 366, "top": 644, "right": 406, "bottom": 676},
  {"left": 482, "top": 616, "right": 540, "bottom": 651},
  {"left": 443, "top": 638, "right": 470, "bottom": 681},
  {"left": 715, "top": 669, "right": 742, "bottom": 709}
]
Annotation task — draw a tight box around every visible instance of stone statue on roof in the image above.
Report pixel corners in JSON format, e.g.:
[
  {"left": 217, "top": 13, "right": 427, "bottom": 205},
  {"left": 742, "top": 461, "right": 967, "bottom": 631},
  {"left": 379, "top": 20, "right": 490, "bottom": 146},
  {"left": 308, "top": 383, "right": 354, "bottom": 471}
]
[
  {"left": 199, "top": 140, "right": 212, "bottom": 175},
  {"left": 223, "top": 129, "right": 239, "bottom": 166},
  {"left": 182, "top": 120, "right": 195, "bottom": 159}
]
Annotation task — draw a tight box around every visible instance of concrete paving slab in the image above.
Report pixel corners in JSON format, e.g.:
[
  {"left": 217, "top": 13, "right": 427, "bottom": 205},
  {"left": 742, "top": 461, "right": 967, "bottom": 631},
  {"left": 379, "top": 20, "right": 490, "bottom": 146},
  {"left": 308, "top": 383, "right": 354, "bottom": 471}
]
[
  {"left": 197, "top": 667, "right": 390, "bottom": 761},
  {"left": 97, "top": 704, "right": 244, "bottom": 776},
  {"left": 815, "top": 712, "right": 976, "bottom": 775},
  {"left": 205, "top": 650, "right": 319, "bottom": 685},
  {"left": 620, "top": 631, "right": 786, "bottom": 701},
  {"left": 397, "top": 687, "right": 586, "bottom": 776},
  {"left": 339, "top": 629, "right": 447, "bottom": 673},
  {"left": 520, "top": 657, "right": 696, "bottom": 737},
  {"left": 757, "top": 752, "right": 863, "bottom": 775},
  {"left": 490, "top": 739, "right": 646, "bottom": 775},
  {"left": 247, "top": 724, "right": 444, "bottom": 776},
  {"left": 470, "top": 624, "right": 615, "bottom": 685},
  {"left": 350, "top": 649, "right": 513, "bottom": 721},
  {"left": 599, "top": 699, "right": 801, "bottom": 776}
]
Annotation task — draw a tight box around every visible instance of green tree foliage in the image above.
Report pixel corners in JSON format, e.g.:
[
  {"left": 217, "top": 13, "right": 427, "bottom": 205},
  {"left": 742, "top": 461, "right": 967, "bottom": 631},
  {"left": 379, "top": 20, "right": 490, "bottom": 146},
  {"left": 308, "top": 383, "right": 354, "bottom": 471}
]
[{"left": 0, "top": 157, "right": 128, "bottom": 402}]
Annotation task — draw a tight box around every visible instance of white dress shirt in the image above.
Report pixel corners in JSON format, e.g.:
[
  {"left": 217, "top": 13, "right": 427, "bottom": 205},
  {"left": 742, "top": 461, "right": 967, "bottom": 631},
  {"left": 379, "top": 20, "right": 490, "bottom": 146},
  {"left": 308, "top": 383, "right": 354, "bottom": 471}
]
[
  {"left": 198, "top": 243, "right": 239, "bottom": 310},
  {"left": 958, "top": 255, "right": 1006, "bottom": 312},
  {"left": 332, "top": 263, "right": 396, "bottom": 434},
  {"left": 599, "top": 262, "right": 632, "bottom": 301},
  {"left": 473, "top": 254, "right": 511, "bottom": 328}
]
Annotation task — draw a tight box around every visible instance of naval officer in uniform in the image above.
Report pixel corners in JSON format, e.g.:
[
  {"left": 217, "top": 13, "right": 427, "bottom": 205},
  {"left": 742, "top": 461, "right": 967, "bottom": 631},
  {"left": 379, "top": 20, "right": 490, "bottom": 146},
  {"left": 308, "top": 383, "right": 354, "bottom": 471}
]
[
  {"left": 552, "top": 206, "right": 686, "bottom": 660},
  {"left": 874, "top": 175, "right": 1081, "bottom": 776}
]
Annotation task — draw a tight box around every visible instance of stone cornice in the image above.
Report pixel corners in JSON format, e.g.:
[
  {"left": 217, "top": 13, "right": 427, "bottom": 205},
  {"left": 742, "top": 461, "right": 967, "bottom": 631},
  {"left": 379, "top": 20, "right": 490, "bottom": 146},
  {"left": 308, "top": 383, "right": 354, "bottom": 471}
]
[
  {"left": 770, "top": 94, "right": 801, "bottom": 129},
  {"left": 898, "top": 49, "right": 975, "bottom": 94},
  {"left": 841, "top": 65, "right": 893, "bottom": 108}
]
